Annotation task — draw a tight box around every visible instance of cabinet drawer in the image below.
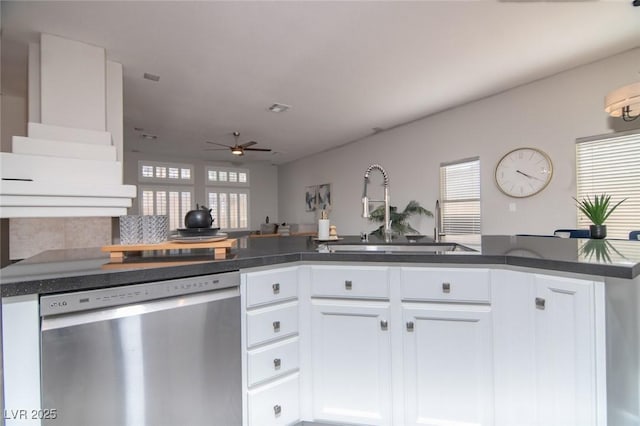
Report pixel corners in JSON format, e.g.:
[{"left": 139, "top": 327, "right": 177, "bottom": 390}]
[
  {"left": 401, "top": 268, "right": 491, "bottom": 303},
  {"left": 248, "top": 337, "right": 299, "bottom": 387},
  {"left": 248, "top": 373, "right": 300, "bottom": 426},
  {"left": 311, "top": 266, "right": 389, "bottom": 299},
  {"left": 246, "top": 267, "right": 298, "bottom": 308},
  {"left": 247, "top": 301, "right": 299, "bottom": 348}
]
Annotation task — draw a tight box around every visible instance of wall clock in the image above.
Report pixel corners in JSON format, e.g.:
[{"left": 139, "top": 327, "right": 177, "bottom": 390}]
[{"left": 495, "top": 147, "right": 553, "bottom": 198}]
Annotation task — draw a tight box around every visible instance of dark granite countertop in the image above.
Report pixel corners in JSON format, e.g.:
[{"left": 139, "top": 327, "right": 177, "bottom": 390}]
[{"left": 1, "top": 235, "right": 639, "bottom": 297}]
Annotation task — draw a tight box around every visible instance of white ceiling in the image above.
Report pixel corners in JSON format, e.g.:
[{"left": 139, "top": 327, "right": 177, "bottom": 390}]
[{"left": 3, "top": 1, "right": 640, "bottom": 164}]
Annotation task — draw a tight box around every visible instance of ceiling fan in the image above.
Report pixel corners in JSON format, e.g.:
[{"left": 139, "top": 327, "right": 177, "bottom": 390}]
[{"left": 205, "top": 131, "right": 272, "bottom": 156}]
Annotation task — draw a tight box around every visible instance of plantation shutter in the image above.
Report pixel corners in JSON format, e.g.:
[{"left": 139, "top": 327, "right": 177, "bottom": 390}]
[
  {"left": 439, "top": 157, "right": 481, "bottom": 235},
  {"left": 576, "top": 131, "right": 640, "bottom": 239}
]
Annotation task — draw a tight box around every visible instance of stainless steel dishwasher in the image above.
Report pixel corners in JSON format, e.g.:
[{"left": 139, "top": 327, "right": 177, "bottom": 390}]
[{"left": 40, "top": 271, "right": 241, "bottom": 426}]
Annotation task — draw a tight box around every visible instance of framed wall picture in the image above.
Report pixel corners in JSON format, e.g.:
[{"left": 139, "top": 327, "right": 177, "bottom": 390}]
[
  {"left": 317, "top": 183, "right": 331, "bottom": 211},
  {"left": 305, "top": 185, "right": 317, "bottom": 211}
]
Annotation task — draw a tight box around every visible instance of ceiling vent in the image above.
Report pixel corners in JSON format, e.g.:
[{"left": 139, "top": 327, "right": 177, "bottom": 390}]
[
  {"left": 143, "top": 72, "right": 160, "bottom": 82},
  {"left": 268, "top": 103, "right": 291, "bottom": 113}
]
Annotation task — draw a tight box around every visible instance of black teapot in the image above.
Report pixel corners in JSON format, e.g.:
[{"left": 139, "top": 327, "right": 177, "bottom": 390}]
[{"left": 184, "top": 204, "right": 214, "bottom": 228}]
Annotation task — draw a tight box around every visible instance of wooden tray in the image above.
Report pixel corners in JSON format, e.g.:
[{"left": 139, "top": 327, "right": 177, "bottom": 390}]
[{"left": 101, "top": 238, "right": 237, "bottom": 261}]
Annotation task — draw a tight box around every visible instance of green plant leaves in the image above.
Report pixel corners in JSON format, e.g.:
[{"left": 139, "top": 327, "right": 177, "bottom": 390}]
[
  {"left": 573, "top": 194, "right": 626, "bottom": 226},
  {"left": 369, "top": 200, "right": 433, "bottom": 237}
]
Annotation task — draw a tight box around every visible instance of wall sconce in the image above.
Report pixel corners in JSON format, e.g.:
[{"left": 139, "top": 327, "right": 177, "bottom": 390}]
[{"left": 604, "top": 81, "right": 640, "bottom": 122}]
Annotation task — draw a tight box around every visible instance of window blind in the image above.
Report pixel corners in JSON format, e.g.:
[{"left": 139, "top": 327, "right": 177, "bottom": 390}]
[
  {"left": 140, "top": 186, "right": 192, "bottom": 230},
  {"left": 439, "top": 157, "right": 481, "bottom": 235},
  {"left": 207, "top": 189, "right": 250, "bottom": 231},
  {"left": 576, "top": 131, "right": 640, "bottom": 239}
]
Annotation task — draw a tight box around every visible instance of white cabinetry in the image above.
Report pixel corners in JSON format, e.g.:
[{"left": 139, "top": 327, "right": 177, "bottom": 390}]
[
  {"left": 535, "top": 274, "right": 601, "bottom": 426},
  {"left": 309, "top": 265, "right": 392, "bottom": 425},
  {"left": 401, "top": 267, "right": 494, "bottom": 426},
  {"left": 311, "top": 300, "right": 392, "bottom": 425},
  {"left": 308, "top": 265, "right": 494, "bottom": 426},
  {"left": 241, "top": 264, "right": 605, "bottom": 426},
  {"left": 492, "top": 270, "right": 605, "bottom": 426},
  {"left": 242, "top": 267, "right": 301, "bottom": 426}
]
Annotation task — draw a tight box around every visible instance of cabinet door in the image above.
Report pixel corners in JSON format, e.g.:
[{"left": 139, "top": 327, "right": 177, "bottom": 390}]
[
  {"left": 403, "top": 304, "right": 494, "bottom": 426},
  {"left": 534, "top": 275, "right": 597, "bottom": 426},
  {"left": 311, "top": 300, "right": 392, "bottom": 425}
]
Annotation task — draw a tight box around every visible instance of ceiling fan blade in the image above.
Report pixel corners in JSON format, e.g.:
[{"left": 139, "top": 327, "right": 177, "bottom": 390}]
[
  {"left": 244, "top": 147, "right": 272, "bottom": 152},
  {"left": 204, "top": 148, "right": 230, "bottom": 151},
  {"left": 240, "top": 141, "right": 257, "bottom": 148},
  {"left": 206, "top": 141, "right": 232, "bottom": 148}
]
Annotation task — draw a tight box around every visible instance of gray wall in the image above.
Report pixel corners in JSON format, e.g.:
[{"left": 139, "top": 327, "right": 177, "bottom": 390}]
[
  {"left": 278, "top": 48, "right": 640, "bottom": 237},
  {"left": 123, "top": 151, "right": 278, "bottom": 230}
]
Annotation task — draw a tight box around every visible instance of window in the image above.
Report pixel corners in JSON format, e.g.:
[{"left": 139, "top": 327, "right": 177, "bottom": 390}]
[
  {"left": 439, "top": 157, "right": 481, "bottom": 235},
  {"left": 140, "top": 187, "right": 193, "bottom": 230},
  {"left": 138, "top": 161, "right": 194, "bottom": 229},
  {"left": 576, "top": 131, "right": 640, "bottom": 239},
  {"left": 206, "top": 166, "right": 250, "bottom": 231},
  {"left": 138, "top": 160, "right": 194, "bottom": 184}
]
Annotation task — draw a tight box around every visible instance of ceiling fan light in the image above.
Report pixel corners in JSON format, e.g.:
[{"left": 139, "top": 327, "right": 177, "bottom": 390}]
[
  {"left": 231, "top": 147, "right": 244, "bottom": 155},
  {"left": 604, "top": 81, "right": 640, "bottom": 118}
]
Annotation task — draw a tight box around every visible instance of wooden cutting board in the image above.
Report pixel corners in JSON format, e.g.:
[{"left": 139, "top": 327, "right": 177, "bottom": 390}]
[{"left": 101, "top": 238, "right": 237, "bottom": 261}]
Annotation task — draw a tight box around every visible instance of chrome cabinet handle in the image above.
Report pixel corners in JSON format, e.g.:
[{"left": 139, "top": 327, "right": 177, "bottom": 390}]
[
  {"left": 406, "top": 321, "right": 415, "bottom": 332},
  {"left": 273, "top": 358, "right": 281, "bottom": 369},
  {"left": 442, "top": 282, "right": 451, "bottom": 293},
  {"left": 535, "top": 297, "right": 546, "bottom": 310},
  {"left": 273, "top": 321, "right": 281, "bottom": 332},
  {"left": 273, "top": 405, "right": 282, "bottom": 416},
  {"left": 345, "top": 280, "right": 353, "bottom": 290},
  {"left": 272, "top": 283, "right": 280, "bottom": 294},
  {"left": 380, "top": 320, "right": 388, "bottom": 330}
]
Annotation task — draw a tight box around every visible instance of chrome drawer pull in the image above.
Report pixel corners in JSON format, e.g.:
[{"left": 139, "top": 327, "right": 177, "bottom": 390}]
[
  {"left": 535, "top": 297, "right": 546, "bottom": 310},
  {"left": 442, "top": 282, "right": 451, "bottom": 293},
  {"left": 273, "top": 405, "right": 282, "bottom": 416},
  {"left": 273, "top": 358, "right": 281, "bottom": 369},
  {"left": 272, "top": 283, "right": 280, "bottom": 294},
  {"left": 273, "top": 321, "right": 281, "bottom": 332},
  {"left": 345, "top": 280, "right": 353, "bottom": 290},
  {"left": 406, "top": 321, "right": 415, "bottom": 332},
  {"left": 380, "top": 320, "right": 388, "bottom": 331}
]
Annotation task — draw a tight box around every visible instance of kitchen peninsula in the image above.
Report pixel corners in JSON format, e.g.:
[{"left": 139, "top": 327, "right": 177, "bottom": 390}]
[{"left": 1, "top": 235, "right": 639, "bottom": 426}]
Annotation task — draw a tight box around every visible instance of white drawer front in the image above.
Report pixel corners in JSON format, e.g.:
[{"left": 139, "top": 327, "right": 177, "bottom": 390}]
[
  {"left": 248, "top": 374, "right": 300, "bottom": 426},
  {"left": 311, "top": 266, "right": 389, "bottom": 299},
  {"left": 248, "top": 338, "right": 299, "bottom": 387},
  {"left": 247, "top": 302, "right": 299, "bottom": 348},
  {"left": 246, "top": 267, "right": 298, "bottom": 308},
  {"left": 401, "top": 268, "right": 491, "bottom": 303}
]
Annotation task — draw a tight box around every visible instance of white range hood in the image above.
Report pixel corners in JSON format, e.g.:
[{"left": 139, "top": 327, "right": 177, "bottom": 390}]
[{"left": 0, "top": 33, "right": 136, "bottom": 218}]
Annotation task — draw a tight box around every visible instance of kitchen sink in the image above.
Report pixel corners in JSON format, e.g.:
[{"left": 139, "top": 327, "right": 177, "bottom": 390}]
[{"left": 323, "top": 242, "right": 475, "bottom": 254}]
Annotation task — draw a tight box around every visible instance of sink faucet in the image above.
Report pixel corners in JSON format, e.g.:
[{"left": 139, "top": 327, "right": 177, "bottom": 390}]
[
  {"left": 434, "top": 200, "right": 443, "bottom": 243},
  {"left": 362, "top": 164, "right": 392, "bottom": 243}
]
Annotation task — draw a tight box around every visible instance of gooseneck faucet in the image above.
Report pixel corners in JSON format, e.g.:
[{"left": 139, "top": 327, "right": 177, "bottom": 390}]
[
  {"left": 434, "top": 200, "right": 442, "bottom": 243},
  {"left": 362, "top": 164, "right": 392, "bottom": 243}
]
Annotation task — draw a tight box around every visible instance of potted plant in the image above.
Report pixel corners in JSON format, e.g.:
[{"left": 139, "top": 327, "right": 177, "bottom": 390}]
[
  {"left": 369, "top": 200, "right": 433, "bottom": 239},
  {"left": 573, "top": 194, "right": 626, "bottom": 239}
]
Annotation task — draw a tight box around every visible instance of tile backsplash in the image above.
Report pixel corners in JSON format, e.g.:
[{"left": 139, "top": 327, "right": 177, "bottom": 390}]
[{"left": 9, "top": 217, "right": 112, "bottom": 260}]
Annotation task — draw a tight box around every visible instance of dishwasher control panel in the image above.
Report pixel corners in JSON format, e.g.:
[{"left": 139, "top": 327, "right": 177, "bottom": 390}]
[{"left": 40, "top": 271, "right": 240, "bottom": 316}]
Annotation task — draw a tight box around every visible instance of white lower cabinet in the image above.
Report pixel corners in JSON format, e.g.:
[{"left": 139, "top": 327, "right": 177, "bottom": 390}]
[
  {"left": 242, "top": 265, "right": 605, "bottom": 426},
  {"left": 248, "top": 373, "right": 300, "bottom": 426},
  {"left": 243, "top": 267, "right": 302, "bottom": 426},
  {"left": 534, "top": 274, "right": 601, "bottom": 426},
  {"left": 492, "top": 270, "right": 605, "bottom": 426},
  {"left": 311, "top": 300, "right": 392, "bottom": 425},
  {"left": 402, "top": 304, "right": 493, "bottom": 426}
]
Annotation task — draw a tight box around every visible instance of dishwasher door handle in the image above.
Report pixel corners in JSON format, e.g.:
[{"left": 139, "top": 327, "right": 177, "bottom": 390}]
[{"left": 42, "top": 287, "right": 240, "bottom": 331}]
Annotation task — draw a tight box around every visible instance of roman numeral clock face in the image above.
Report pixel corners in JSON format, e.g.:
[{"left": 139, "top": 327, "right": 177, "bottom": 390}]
[{"left": 495, "top": 148, "right": 553, "bottom": 198}]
